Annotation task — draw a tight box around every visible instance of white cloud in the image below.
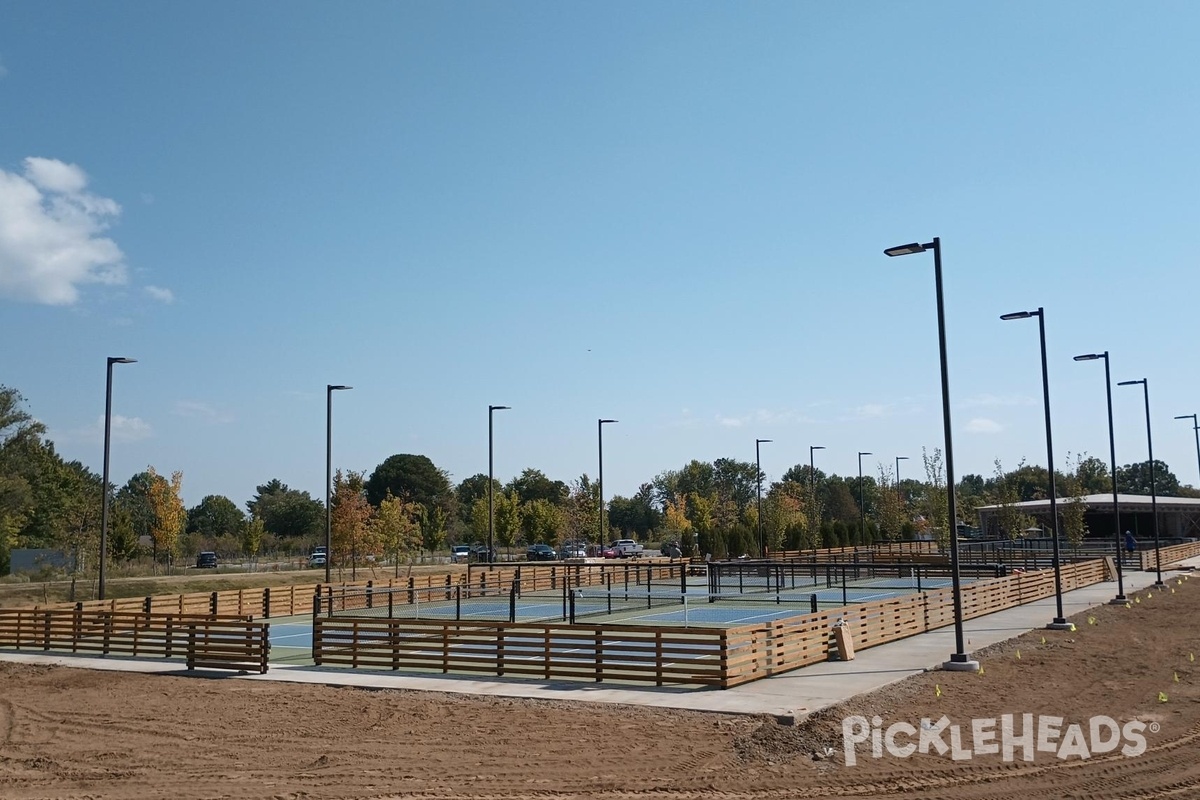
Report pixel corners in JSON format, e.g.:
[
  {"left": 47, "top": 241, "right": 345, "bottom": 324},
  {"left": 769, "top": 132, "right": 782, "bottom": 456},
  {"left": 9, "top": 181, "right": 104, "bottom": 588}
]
[
  {"left": 966, "top": 417, "right": 1003, "bottom": 434},
  {"left": 0, "top": 157, "right": 126, "bottom": 304},
  {"left": 144, "top": 285, "right": 174, "bottom": 303},
  {"left": 173, "top": 400, "right": 232, "bottom": 424}
]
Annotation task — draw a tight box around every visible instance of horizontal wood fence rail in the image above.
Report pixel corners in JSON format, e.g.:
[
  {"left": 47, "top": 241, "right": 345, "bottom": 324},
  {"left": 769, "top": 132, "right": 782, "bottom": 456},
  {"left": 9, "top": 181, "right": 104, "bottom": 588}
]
[
  {"left": 313, "top": 617, "right": 728, "bottom": 687},
  {"left": 0, "top": 609, "right": 269, "bottom": 673},
  {"left": 1141, "top": 540, "right": 1200, "bottom": 571},
  {"left": 721, "top": 559, "right": 1109, "bottom": 687}
]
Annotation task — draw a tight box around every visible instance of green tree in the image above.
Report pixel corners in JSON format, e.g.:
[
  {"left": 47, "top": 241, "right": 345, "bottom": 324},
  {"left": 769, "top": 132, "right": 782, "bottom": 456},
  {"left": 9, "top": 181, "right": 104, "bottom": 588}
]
[
  {"left": 493, "top": 491, "right": 522, "bottom": 556},
  {"left": 993, "top": 459, "right": 1035, "bottom": 540},
  {"left": 372, "top": 492, "right": 421, "bottom": 576},
  {"left": 187, "top": 495, "right": 246, "bottom": 539},
  {"left": 506, "top": 468, "right": 569, "bottom": 506},
  {"left": 243, "top": 516, "right": 265, "bottom": 569},
  {"left": 1117, "top": 460, "right": 1181, "bottom": 496},
  {"left": 521, "top": 498, "right": 564, "bottom": 546},
  {"left": 921, "top": 448, "right": 950, "bottom": 548},
  {"left": 145, "top": 467, "right": 186, "bottom": 574},
  {"left": 365, "top": 454, "right": 452, "bottom": 510},
  {"left": 456, "top": 473, "right": 501, "bottom": 525},
  {"left": 246, "top": 480, "right": 324, "bottom": 539}
]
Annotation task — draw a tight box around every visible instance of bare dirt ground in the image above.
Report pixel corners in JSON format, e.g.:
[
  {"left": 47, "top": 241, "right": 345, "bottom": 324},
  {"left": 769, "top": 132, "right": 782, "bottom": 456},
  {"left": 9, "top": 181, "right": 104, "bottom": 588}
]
[{"left": 1, "top": 574, "right": 1198, "bottom": 799}]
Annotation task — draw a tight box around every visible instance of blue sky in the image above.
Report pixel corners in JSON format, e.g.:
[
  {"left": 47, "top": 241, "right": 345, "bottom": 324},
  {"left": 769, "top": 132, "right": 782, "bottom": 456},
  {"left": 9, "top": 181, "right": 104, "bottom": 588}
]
[{"left": 3, "top": 2, "right": 1199, "bottom": 508}]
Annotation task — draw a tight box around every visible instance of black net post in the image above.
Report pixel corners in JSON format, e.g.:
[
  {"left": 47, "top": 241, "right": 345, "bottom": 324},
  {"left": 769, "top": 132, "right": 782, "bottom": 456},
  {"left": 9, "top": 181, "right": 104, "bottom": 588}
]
[
  {"left": 456, "top": 584, "right": 462, "bottom": 620},
  {"left": 569, "top": 589, "right": 577, "bottom": 624},
  {"left": 366, "top": 580, "right": 374, "bottom": 610},
  {"left": 312, "top": 590, "right": 320, "bottom": 622},
  {"left": 143, "top": 596, "right": 152, "bottom": 616},
  {"left": 508, "top": 586, "right": 516, "bottom": 623},
  {"left": 407, "top": 576, "right": 414, "bottom": 605},
  {"left": 842, "top": 569, "right": 848, "bottom": 606},
  {"left": 810, "top": 593, "right": 817, "bottom": 614},
  {"left": 680, "top": 564, "right": 687, "bottom": 595}
]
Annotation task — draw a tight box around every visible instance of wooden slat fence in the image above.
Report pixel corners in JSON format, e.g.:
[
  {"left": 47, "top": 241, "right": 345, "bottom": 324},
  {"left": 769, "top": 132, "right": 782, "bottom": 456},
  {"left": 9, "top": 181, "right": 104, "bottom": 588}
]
[
  {"left": 0, "top": 609, "right": 269, "bottom": 673},
  {"left": 1140, "top": 540, "right": 1200, "bottom": 571}
]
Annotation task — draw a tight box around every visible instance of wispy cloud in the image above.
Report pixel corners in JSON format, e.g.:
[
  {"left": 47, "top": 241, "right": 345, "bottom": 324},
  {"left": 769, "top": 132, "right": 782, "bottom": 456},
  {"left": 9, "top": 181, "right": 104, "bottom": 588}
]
[
  {"left": 144, "top": 285, "right": 174, "bottom": 304},
  {"left": 966, "top": 417, "right": 1003, "bottom": 434},
  {"left": 958, "top": 393, "right": 1037, "bottom": 409},
  {"left": 0, "top": 157, "right": 127, "bottom": 304},
  {"left": 713, "top": 409, "right": 815, "bottom": 428},
  {"left": 60, "top": 414, "right": 152, "bottom": 445},
  {"left": 837, "top": 398, "right": 924, "bottom": 422},
  {"left": 173, "top": 400, "right": 232, "bottom": 424}
]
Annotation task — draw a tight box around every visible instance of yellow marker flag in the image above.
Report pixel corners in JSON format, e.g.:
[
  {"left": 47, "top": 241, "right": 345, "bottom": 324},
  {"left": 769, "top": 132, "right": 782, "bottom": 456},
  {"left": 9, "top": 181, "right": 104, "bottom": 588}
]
[
  {"left": 1172, "top": 588, "right": 1177, "bottom": 594},
  {"left": 1159, "top": 692, "right": 1169, "bottom": 703},
  {"left": 935, "top": 684, "right": 942, "bottom": 698},
  {"left": 1016, "top": 649, "right": 1022, "bottom": 660},
  {"left": 1041, "top": 636, "right": 1047, "bottom": 645},
  {"left": 1174, "top": 672, "right": 1180, "bottom": 683},
  {"left": 1136, "top": 597, "right": 1142, "bottom": 604},
  {"left": 978, "top": 665, "right": 985, "bottom": 675},
  {"left": 1189, "top": 653, "right": 1195, "bottom": 663},
  {"left": 1069, "top": 623, "right": 1077, "bottom": 632},
  {"left": 1147, "top": 592, "right": 1153, "bottom": 599},
  {"left": 1087, "top": 616, "right": 1097, "bottom": 625},
  {"left": 1125, "top": 602, "right": 1132, "bottom": 609}
]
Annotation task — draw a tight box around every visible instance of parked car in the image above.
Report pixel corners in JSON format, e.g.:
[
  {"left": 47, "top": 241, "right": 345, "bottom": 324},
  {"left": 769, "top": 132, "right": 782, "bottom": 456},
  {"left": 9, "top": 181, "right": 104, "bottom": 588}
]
[
  {"left": 196, "top": 551, "right": 218, "bottom": 569},
  {"left": 562, "top": 544, "right": 588, "bottom": 559},
  {"left": 526, "top": 543, "right": 558, "bottom": 561},
  {"left": 602, "top": 545, "right": 619, "bottom": 559},
  {"left": 472, "top": 544, "right": 497, "bottom": 563},
  {"left": 309, "top": 547, "right": 328, "bottom": 568},
  {"left": 451, "top": 545, "right": 471, "bottom": 563},
  {"left": 612, "top": 539, "right": 644, "bottom": 558}
]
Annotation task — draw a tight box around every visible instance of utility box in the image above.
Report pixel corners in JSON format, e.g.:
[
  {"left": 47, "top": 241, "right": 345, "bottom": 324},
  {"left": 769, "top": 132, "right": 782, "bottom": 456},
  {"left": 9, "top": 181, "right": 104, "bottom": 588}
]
[{"left": 833, "top": 623, "right": 856, "bottom": 661}]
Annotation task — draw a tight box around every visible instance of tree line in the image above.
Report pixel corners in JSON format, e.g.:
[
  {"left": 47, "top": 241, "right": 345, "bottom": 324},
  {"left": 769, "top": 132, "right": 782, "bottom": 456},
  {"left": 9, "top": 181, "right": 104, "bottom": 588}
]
[{"left": 2, "top": 385, "right": 1196, "bottom": 576}]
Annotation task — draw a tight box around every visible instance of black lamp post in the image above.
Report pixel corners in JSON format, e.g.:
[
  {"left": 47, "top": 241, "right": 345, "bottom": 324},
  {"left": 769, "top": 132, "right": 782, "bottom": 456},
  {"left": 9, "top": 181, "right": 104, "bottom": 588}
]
[
  {"left": 1000, "top": 308, "right": 1070, "bottom": 630},
  {"left": 884, "top": 238, "right": 976, "bottom": 671},
  {"left": 99, "top": 356, "right": 136, "bottom": 601},
  {"left": 1119, "top": 379, "right": 1164, "bottom": 587},
  {"left": 895, "top": 455, "right": 909, "bottom": 504},
  {"left": 325, "top": 384, "right": 352, "bottom": 584},
  {"left": 487, "top": 405, "right": 511, "bottom": 568},
  {"left": 1074, "top": 352, "right": 1126, "bottom": 603},
  {"left": 809, "top": 445, "right": 824, "bottom": 551},
  {"left": 1173, "top": 414, "right": 1200, "bottom": 490},
  {"left": 857, "top": 451, "right": 872, "bottom": 548},
  {"left": 756, "top": 438, "right": 772, "bottom": 557},
  {"left": 598, "top": 419, "right": 617, "bottom": 548}
]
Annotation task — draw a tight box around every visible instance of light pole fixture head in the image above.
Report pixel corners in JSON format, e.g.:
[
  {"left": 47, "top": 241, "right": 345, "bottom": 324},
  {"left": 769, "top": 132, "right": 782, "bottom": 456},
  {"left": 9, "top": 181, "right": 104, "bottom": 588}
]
[
  {"left": 756, "top": 438, "right": 772, "bottom": 445},
  {"left": 1117, "top": 380, "right": 1145, "bottom": 387},
  {"left": 108, "top": 357, "right": 137, "bottom": 365},
  {"left": 1073, "top": 353, "right": 1104, "bottom": 361},
  {"left": 1174, "top": 414, "right": 1195, "bottom": 420},
  {"left": 599, "top": 418, "right": 617, "bottom": 424},
  {"left": 859, "top": 451, "right": 872, "bottom": 457},
  {"left": 897, "top": 455, "right": 909, "bottom": 460},
  {"left": 490, "top": 405, "right": 511, "bottom": 411},
  {"left": 328, "top": 384, "right": 352, "bottom": 391},
  {"left": 883, "top": 242, "right": 929, "bottom": 257},
  {"left": 1000, "top": 311, "right": 1036, "bottom": 321},
  {"left": 811, "top": 445, "right": 825, "bottom": 450}
]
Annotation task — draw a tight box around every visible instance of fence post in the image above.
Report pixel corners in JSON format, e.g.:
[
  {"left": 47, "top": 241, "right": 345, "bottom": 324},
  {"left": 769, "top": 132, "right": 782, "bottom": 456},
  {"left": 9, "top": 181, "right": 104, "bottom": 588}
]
[
  {"left": 186, "top": 623, "right": 196, "bottom": 670},
  {"left": 143, "top": 596, "right": 152, "bottom": 616},
  {"left": 209, "top": 592, "right": 218, "bottom": 616},
  {"left": 367, "top": 580, "right": 374, "bottom": 610},
  {"left": 312, "top": 618, "right": 322, "bottom": 666},
  {"left": 407, "top": 577, "right": 414, "bottom": 605},
  {"left": 73, "top": 602, "right": 82, "bottom": 653},
  {"left": 42, "top": 610, "right": 51, "bottom": 651},
  {"left": 444, "top": 573, "right": 452, "bottom": 600},
  {"left": 509, "top": 587, "right": 517, "bottom": 623},
  {"left": 263, "top": 587, "right": 271, "bottom": 619},
  {"left": 260, "top": 622, "right": 270, "bottom": 673}
]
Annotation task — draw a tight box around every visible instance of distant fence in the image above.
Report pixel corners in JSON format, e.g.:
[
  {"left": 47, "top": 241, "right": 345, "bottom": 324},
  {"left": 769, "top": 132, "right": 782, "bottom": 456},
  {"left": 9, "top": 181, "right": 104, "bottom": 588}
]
[
  {"left": 1141, "top": 540, "right": 1200, "bottom": 570},
  {"left": 312, "top": 559, "right": 1109, "bottom": 688},
  {"left": 0, "top": 608, "right": 269, "bottom": 673}
]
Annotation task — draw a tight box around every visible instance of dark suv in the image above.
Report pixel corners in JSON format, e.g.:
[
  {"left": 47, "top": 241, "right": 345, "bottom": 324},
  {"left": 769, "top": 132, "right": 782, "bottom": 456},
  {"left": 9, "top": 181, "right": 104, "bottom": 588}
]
[
  {"left": 526, "top": 543, "right": 558, "bottom": 561},
  {"left": 196, "top": 551, "right": 218, "bottom": 569}
]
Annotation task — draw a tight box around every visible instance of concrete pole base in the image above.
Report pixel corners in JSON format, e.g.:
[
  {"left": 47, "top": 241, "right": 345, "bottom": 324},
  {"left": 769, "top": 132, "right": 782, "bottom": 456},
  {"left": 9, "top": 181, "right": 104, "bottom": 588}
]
[
  {"left": 1046, "top": 620, "right": 1075, "bottom": 631},
  {"left": 1109, "top": 595, "right": 1128, "bottom": 605},
  {"left": 943, "top": 655, "right": 980, "bottom": 672},
  {"left": 1153, "top": 581, "right": 1167, "bottom": 589}
]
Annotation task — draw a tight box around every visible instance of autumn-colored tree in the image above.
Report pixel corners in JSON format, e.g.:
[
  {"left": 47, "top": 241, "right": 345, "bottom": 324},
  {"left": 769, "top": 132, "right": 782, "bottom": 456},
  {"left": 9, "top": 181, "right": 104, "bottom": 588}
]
[
  {"left": 372, "top": 491, "right": 421, "bottom": 576},
  {"left": 921, "top": 448, "right": 950, "bottom": 549},
  {"left": 874, "top": 466, "right": 906, "bottom": 542},
  {"left": 331, "top": 470, "right": 375, "bottom": 579},
  {"left": 243, "top": 516, "right": 265, "bottom": 570},
  {"left": 144, "top": 467, "right": 186, "bottom": 574},
  {"left": 1059, "top": 453, "right": 1089, "bottom": 553},
  {"left": 662, "top": 496, "right": 694, "bottom": 556},
  {"left": 993, "top": 459, "right": 1035, "bottom": 540}
]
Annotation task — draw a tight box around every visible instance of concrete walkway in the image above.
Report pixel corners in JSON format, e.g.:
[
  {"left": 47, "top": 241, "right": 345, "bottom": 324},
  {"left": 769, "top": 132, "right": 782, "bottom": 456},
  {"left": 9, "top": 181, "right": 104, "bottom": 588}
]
[{"left": 1, "top": 562, "right": 1187, "bottom": 722}]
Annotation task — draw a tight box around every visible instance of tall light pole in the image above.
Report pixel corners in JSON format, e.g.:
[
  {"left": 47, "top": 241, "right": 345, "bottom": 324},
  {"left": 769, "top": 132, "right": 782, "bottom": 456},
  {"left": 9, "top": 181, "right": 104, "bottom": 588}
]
[
  {"left": 895, "top": 455, "right": 909, "bottom": 504},
  {"left": 487, "top": 405, "right": 511, "bottom": 569},
  {"left": 756, "top": 439, "right": 772, "bottom": 557},
  {"left": 1119, "top": 379, "right": 1164, "bottom": 587},
  {"left": 809, "top": 445, "right": 825, "bottom": 551},
  {"left": 1173, "top": 413, "right": 1200, "bottom": 490},
  {"left": 857, "top": 451, "right": 872, "bottom": 547},
  {"left": 884, "top": 238, "right": 976, "bottom": 671},
  {"left": 1000, "top": 308, "right": 1070, "bottom": 630},
  {"left": 99, "top": 356, "right": 136, "bottom": 601},
  {"left": 598, "top": 419, "right": 617, "bottom": 548},
  {"left": 1074, "top": 352, "right": 1126, "bottom": 603},
  {"left": 326, "top": 384, "right": 352, "bottom": 584}
]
